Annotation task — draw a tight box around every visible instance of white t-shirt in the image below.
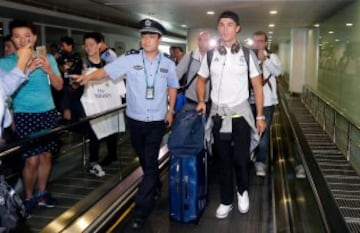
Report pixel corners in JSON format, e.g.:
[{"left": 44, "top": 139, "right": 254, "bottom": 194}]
[
  {"left": 198, "top": 47, "right": 261, "bottom": 107},
  {"left": 262, "top": 53, "right": 281, "bottom": 106}
]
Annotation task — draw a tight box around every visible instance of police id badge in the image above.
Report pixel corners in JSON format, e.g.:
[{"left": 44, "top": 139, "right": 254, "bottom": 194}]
[{"left": 146, "top": 86, "right": 155, "bottom": 99}]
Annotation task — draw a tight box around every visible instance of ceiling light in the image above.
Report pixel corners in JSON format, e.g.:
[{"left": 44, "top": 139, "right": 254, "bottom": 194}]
[
  {"left": 208, "top": 38, "right": 217, "bottom": 48},
  {"left": 328, "top": 31, "right": 334, "bottom": 34},
  {"left": 207, "top": 11, "right": 215, "bottom": 15},
  {"left": 346, "top": 23, "right": 353, "bottom": 27},
  {"left": 269, "top": 10, "right": 278, "bottom": 15},
  {"left": 268, "top": 31, "right": 273, "bottom": 34},
  {"left": 335, "top": 39, "right": 340, "bottom": 42},
  {"left": 245, "top": 38, "right": 253, "bottom": 46},
  {"left": 314, "top": 24, "right": 320, "bottom": 27},
  {"left": 181, "top": 24, "right": 187, "bottom": 28},
  {"left": 268, "top": 24, "right": 275, "bottom": 28}
]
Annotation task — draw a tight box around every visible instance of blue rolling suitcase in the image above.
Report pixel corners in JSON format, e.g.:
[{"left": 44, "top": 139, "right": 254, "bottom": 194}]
[
  {"left": 168, "top": 109, "right": 207, "bottom": 223},
  {"left": 169, "top": 150, "right": 207, "bottom": 223}
]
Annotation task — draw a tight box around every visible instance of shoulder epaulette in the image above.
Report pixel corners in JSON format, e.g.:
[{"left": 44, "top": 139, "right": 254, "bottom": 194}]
[{"left": 125, "top": 49, "right": 140, "bottom": 56}]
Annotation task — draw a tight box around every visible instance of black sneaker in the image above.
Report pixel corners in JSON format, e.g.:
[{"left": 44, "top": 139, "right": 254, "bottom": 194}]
[
  {"left": 23, "top": 196, "right": 37, "bottom": 219},
  {"left": 37, "top": 191, "right": 57, "bottom": 208}
]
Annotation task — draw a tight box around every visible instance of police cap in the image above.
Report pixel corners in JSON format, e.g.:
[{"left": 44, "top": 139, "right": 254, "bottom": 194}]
[{"left": 138, "top": 18, "right": 165, "bottom": 35}]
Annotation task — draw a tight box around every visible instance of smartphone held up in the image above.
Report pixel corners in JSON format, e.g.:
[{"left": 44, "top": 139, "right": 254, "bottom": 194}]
[{"left": 35, "top": 45, "right": 47, "bottom": 57}]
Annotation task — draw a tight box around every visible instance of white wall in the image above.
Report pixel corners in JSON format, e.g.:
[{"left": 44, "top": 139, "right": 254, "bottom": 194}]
[
  {"left": 289, "top": 28, "right": 308, "bottom": 93},
  {"left": 279, "top": 42, "right": 290, "bottom": 76},
  {"left": 305, "top": 28, "right": 319, "bottom": 89}
]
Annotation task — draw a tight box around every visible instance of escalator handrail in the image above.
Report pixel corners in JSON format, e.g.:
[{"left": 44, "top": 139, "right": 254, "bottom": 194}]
[{"left": 41, "top": 144, "right": 169, "bottom": 233}]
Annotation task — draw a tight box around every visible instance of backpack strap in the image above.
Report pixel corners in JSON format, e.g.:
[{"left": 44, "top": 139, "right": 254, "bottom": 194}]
[
  {"left": 181, "top": 51, "right": 194, "bottom": 92},
  {"left": 206, "top": 49, "right": 215, "bottom": 99},
  {"left": 263, "top": 73, "right": 273, "bottom": 90},
  {"left": 206, "top": 49, "right": 214, "bottom": 70},
  {"left": 241, "top": 46, "right": 252, "bottom": 96}
]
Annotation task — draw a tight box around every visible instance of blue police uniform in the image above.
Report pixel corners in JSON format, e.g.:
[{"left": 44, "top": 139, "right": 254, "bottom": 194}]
[
  {"left": 103, "top": 19, "right": 178, "bottom": 224},
  {"left": 104, "top": 50, "right": 178, "bottom": 121}
]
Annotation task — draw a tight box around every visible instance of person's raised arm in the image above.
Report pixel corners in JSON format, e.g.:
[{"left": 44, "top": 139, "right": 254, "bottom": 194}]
[
  {"left": 16, "top": 43, "right": 33, "bottom": 72},
  {"left": 71, "top": 68, "right": 108, "bottom": 86}
]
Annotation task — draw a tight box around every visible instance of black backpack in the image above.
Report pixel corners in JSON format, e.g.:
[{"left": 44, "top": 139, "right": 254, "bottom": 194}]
[{"left": 0, "top": 175, "right": 25, "bottom": 232}]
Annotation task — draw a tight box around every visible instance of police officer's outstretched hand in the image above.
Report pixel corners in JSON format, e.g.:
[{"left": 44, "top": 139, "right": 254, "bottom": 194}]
[
  {"left": 71, "top": 74, "right": 88, "bottom": 86},
  {"left": 196, "top": 101, "right": 206, "bottom": 115}
]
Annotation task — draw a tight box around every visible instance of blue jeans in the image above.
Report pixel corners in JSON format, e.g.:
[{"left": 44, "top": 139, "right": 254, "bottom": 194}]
[{"left": 251, "top": 105, "right": 275, "bottom": 164}]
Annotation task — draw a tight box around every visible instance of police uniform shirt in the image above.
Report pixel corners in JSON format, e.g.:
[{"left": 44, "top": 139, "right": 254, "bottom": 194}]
[
  {"left": 198, "top": 47, "right": 261, "bottom": 107},
  {"left": 100, "top": 48, "right": 117, "bottom": 64},
  {"left": 104, "top": 50, "right": 179, "bottom": 122}
]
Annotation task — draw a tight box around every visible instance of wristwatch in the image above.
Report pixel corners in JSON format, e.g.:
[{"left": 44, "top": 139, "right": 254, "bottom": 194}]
[{"left": 256, "top": 115, "right": 265, "bottom": 120}]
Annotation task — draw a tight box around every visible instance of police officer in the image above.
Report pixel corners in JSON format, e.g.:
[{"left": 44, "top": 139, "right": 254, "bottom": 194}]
[
  {"left": 72, "top": 18, "right": 179, "bottom": 229},
  {"left": 196, "top": 11, "right": 266, "bottom": 218}
]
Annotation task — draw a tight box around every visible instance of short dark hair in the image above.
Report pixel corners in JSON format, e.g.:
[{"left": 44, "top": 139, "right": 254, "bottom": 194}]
[
  {"left": 174, "top": 46, "right": 184, "bottom": 53},
  {"left": 9, "top": 20, "right": 36, "bottom": 36},
  {"left": 253, "top": 30, "right": 268, "bottom": 42},
  {"left": 60, "top": 36, "right": 75, "bottom": 47},
  {"left": 218, "top": 10, "right": 240, "bottom": 25},
  {"left": 83, "top": 32, "right": 102, "bottom": 43},
  {"left": 97, "top": 32, "right": 105, "bottom": 42}
]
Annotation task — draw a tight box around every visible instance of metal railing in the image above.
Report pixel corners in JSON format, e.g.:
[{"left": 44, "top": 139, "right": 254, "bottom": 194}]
[
  {"left": 0, "top": 104, "right": 126, "bottom": 161},
  {"left": 302, "top": 86, "right": 360, "bottom": 173}
]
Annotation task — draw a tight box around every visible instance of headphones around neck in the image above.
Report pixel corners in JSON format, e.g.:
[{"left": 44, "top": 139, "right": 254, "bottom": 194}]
[{"left": 217, "top": 40, "right": 240, "bottom": 55}]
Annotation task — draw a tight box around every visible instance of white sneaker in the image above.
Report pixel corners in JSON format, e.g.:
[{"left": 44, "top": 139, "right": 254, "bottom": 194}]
[
  {"left": 215, "top": 203, "right": 233, "bottom": 219},
  {"left": 237, "top": 191, "right": 249, "bottom": 213},
  {"left": 295, "top": 165, "right": 306, "bottom": 179},
  {"left": 88, "top": 163, "right": 106, "bottom": 177},
  {"left": 255, "top": 162, "right": 266, "bottom": 177}
]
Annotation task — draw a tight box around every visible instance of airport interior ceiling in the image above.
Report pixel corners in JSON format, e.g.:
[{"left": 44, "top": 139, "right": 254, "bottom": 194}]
[{"left": 0, "top": 0, "right": 355, "bottom": 44}]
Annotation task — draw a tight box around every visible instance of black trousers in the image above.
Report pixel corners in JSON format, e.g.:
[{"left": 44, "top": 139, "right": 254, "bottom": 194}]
[
  {"left": 72, "top": 99, "right": 117, "bottom": 163},
  {"left": 212, "top": 117, "right": 251, "bottom": 205},
  {"left": 127, "top": 117, "right": 165, "bottom": 218}
]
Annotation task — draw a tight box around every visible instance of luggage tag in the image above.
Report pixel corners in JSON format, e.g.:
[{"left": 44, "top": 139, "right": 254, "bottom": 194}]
[{"left": 146, "top": 86, "right": 155, "bottom": 99}]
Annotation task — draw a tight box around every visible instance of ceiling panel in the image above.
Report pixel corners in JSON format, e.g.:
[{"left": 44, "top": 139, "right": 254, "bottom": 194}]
[{"left": 2, "top": 0, "right": 356, "bottom": 44}]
